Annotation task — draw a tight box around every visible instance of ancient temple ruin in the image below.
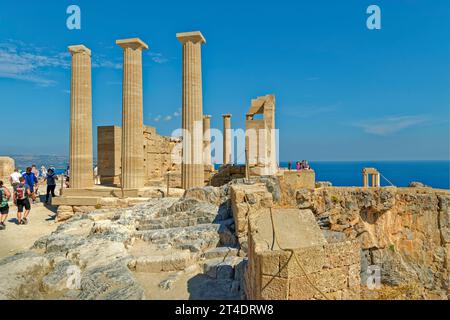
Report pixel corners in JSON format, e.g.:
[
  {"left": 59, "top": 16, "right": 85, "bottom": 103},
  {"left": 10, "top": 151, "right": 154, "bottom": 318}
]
[
  {"left": 363, "top": 167, "right": 381, "bottom": 187},
  {"left": 245, "top": 94, "right": 278, "bottom": 176}
]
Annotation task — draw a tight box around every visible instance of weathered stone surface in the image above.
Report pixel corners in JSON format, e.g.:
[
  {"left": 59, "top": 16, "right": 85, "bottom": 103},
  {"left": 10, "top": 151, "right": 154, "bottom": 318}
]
[
  {"left": 0, "top": 156, "right": 15, "bottom": 182},
  {"left": 301, "top": 187, "right": 450, "bottom": 297},
  {"left": 245, "top": 208, "right": 360, "bottom": 300},
  {"left": 0, "top": 252, "right": 51, "bottom": 299}
]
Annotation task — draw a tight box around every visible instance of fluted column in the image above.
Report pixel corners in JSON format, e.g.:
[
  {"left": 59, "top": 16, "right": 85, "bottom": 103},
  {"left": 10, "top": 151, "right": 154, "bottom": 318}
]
[
  {"left": 116, "top": 38, "right": 148, "bottom": 189},
  {"left": 222, "top": 114, "right": 232, "bottom": 165},
  {"left": 177, "top": 31, "right": 206, "bottom": 189},
  {"left": 203, "top": 115, "right": 212, "bottom": 167},
  {"left": 68, "top": 45, "right": 93, "bottom": 189}
]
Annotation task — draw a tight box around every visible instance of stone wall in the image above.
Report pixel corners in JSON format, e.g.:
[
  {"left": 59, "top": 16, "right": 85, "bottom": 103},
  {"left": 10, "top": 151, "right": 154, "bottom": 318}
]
[
  {"left": 297, "top": 186, "right": 450, "bottom": 298},
  {"left": 210, "top": 165, "right": 246, "bottom": 187},
  {"left": 98, "top": 126, "right": 121, "bottom": 186},
  {"left": 97, "top": 125, "right": 181, "bottom": 187},
  {"left": 245, "top": 208, "right": 360, "bottom": 300},
  {"left": 280, "top": 170, "right": 315, "bottom": 190},
  {"left": 0, "top": 157, "right": 15, "bottom": 183},
  {"left": 143, "top": 126, "right": 181, "bottom": 187},
  {"left": 230, "top": 183, "right": 273, "bottom": 250}
]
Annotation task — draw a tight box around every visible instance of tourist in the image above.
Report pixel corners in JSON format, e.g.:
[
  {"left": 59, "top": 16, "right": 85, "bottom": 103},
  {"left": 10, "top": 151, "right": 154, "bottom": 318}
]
[
  {"left": 93, "top": 165, "right": 100, "bottom": 185},
  {"left": 13, "top": 177, "right": 31, "bottom": 225},
  {"left": 43, "top": 168, "right": 58, "bottom": 204},
  {"left": 287, "top": 161, "right": 292, "bottom": 171},
  {"left": 9, "top": 168, "right": 22, "bottom": 189},
  {"left": 296, "top": 161, "right": 301, "bottom": 171},
  {"left": 22, "top": 167, "right": 38, "bottom": 202},
  {"left": 40, "top": 166, "right": 47, "bottom": 178},
  {"left": 0, "top": 181, "right": 11, "bottom": 230},
  {"left": 31, "top": 164, "right": 40, "bottom": 179}
]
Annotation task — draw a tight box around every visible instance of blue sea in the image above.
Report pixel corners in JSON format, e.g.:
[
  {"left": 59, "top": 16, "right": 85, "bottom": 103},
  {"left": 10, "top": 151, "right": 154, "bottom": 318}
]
[
  {"left": 280, "top": 161, "right": 450, "bottom": 189},
  {"left": 12, "top": 155, "right": 450, "bottom": 190}
]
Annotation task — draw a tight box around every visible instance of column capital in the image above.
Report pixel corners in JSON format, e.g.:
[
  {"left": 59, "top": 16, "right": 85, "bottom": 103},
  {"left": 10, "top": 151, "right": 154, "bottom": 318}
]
[
  {"left": 116, "top": 38, "right": 149, "bottom": 50},
  {"left": 68, "top": 45, "right": 91, "bottom": 56},
  {"left": 222, "top": 114, "right": 232, "bottom": 119},
  {"left": 176, "top": 31, "right": 206, "bottom": 45}
]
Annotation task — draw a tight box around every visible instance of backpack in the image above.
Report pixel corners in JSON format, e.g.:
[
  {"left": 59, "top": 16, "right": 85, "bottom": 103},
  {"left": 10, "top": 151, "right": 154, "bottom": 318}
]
[
  {"left": 0, "top": 188, "right": 7, "bottom": 208},
  {"left": 15, "top": 184, "right": 27, "bottom": 200}
]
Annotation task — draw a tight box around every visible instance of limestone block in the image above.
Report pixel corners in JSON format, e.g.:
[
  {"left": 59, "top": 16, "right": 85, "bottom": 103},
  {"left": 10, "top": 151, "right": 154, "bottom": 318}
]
[
  {"left": 56, "top": 206, "right": 75, "bottom": 223},
  {"left": 324, "top": 240, "right": 361, "bottom": 268},
  {"left": 230, "top": 183, "right": 273, "bottom": 237},
  {"left": 311, "top": 267, "right": 349, "bottom": 293},
  {"left": 0, "top": 156, "right": 15, "bottom": 182},
  {"left": 288, "top": 276, "right": 316, "bottom": 300},
  {"left": 73, "top": 206, "right": 96, "bottom": 213},
  {"left": 261, "top": 275, "right": 289, "bottom": 300},
  {"left": 279, "top": 246, "right": 326, "bottom": 277},
  {"left": 162, "top": 251, "right": 192, "bottom": 271}
]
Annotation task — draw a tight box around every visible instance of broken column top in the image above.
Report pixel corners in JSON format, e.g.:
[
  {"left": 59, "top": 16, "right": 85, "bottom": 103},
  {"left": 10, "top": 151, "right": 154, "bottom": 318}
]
[
  {"left": 203, "top": 114, "right": 211, "bottom": 119},
  {"left": 116, "top": 38, "right": 149, "bottom": 50},
  {"left": 222, "top": 114, "right": 232, "bottom": 118},
  {"left": 68, "top": 45, "right": 91, "bottom": 56},
  {"left": 176, "top": 31, "right": 206, "bottom": 44}
]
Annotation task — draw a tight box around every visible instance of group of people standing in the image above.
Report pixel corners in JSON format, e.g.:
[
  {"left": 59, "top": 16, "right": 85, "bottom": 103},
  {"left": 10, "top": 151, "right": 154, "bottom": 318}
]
[
  {"left": 287, "top": 160, "right": 311, "bottom": 171},
  {"left": 0, "top": 165, "right": 59, "bottom": 230}
]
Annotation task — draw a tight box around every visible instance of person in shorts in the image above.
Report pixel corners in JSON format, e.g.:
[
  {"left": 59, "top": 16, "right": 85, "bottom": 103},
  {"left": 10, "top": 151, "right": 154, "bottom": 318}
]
[
  {"left": 9, "top": 168, "right": 21, "bottom": 189},
  {"left": 14, "top": 177, "right": 31, "bottom": 225},
  {"left": 0, "top": 181, "right": 11, "bottom": 230},
  {"left": 22, "top": 167, "right": 38, "bottom": 203}
]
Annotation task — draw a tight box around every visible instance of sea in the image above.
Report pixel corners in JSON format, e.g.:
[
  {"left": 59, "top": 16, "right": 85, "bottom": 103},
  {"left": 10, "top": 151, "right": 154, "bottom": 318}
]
[
  {"left": 278, "top": 160, "right": 450, "bottom": 189},
  {"left": 11, "top": 155, "right": 450, "bottom": 190}
]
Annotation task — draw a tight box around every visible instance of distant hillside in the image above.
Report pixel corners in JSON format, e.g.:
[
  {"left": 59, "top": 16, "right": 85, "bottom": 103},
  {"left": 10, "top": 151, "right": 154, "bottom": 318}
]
[{"left": 10, "top": 155, "right": 69, "bottom": 170}]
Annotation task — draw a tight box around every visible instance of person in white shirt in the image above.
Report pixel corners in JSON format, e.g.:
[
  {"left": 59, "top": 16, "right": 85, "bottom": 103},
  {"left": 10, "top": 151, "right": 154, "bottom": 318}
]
[{"left": 9, "top": 169, "right": 22, "bottom": 188}]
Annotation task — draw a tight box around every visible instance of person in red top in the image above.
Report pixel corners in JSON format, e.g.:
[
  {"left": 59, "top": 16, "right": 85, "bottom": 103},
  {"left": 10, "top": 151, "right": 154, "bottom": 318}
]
[{"left": 13, "top": 177, "right": 32, "bottom": 225}]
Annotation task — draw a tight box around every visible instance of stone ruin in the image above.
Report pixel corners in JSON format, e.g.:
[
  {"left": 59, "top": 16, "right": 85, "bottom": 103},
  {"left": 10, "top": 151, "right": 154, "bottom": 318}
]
[
  {"left": 363, "top": 167, "right": 381, "bottom": 188},
  {"left": 3, "top": 31, "right": 446, "bottom": 301},
  {"left": 246, "top": 94, "right": 277, "bottom": 176},
  {"left": 0, "top": 156, "right": 15, "bottom": 182},
  {"left": 97, "top": 125, "right": 182, "bottom": 187}
]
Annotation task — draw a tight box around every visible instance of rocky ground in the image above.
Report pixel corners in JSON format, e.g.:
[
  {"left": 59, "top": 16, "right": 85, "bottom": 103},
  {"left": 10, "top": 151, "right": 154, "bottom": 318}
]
[
  {"left": 0, "top": 186, "right": 247, "bottom": 300},
  {"left": 1, "top": 177, "right": 448, "bottom": 300}
]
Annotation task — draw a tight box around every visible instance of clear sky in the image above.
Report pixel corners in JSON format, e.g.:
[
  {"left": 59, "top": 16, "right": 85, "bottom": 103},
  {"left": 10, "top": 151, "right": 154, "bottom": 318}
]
[{"left": 0, "top": 0, "right": 448, "bottom": 161}]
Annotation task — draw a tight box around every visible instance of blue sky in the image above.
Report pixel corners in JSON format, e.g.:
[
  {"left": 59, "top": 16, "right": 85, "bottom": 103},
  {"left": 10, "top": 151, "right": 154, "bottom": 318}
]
[{"left": 0, "top": 0, "right": 448, "bottom": 161}]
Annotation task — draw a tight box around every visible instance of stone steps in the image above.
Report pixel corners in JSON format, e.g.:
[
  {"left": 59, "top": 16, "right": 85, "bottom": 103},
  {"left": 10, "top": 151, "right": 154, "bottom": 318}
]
[
  {"left": 137, "top": 211, "right": 216, "bottom": 231},
  {"left": 128, "top": 250, "right": 195, "bottom": 273},
  {"left": 135, "top": 223, "right": 221, "bottom": 253}
]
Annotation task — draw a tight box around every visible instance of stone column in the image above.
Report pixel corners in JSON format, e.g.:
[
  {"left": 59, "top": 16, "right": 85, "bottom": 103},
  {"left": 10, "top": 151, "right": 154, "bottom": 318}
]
[
  {"left": 222, "top": 114, "right": 232, "bottom": 165},
  {"left": 68, "top": 45, "right": 93, "bottom": 189},
  {"left": 116, "top": 38, "right": 148, "bottom": 189},
  {"left": 203, "top": 115, "right": 212, "bottom": 167},
  {"left": 177, "top": 31, "right": 206, "bottom": 189},
  {"left": 363, "top": 173, "right": 368, "bottom": 187}
]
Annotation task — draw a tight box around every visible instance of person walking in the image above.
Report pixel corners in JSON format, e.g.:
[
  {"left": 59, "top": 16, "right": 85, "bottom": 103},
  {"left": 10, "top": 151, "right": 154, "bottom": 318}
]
[
  {"left": 43, "top": 168, "right": 58, "bottom": 204},
  {"left": 31, "top": 165, "right": 40, "bottom": 179},
  {"left": 0, "top": 181, "right": 11, "bottom": 230},
  {"left": 40, "top": 166, "right": 47, "bottom": 178},
  {"left": 9, "top": 168, "right": 22, "bottom": 189},
  {"left": 287, "top": 161, "right": 292, "bottom": 171},
  {"left": 296, "top": 161, "right": 301, "bottom": 171},
  {"left": 14, "top": 177, "right": 31, "bottom": 225},
  {"left": 22, "top": 167, "right": 38, "bottom": 203}
]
